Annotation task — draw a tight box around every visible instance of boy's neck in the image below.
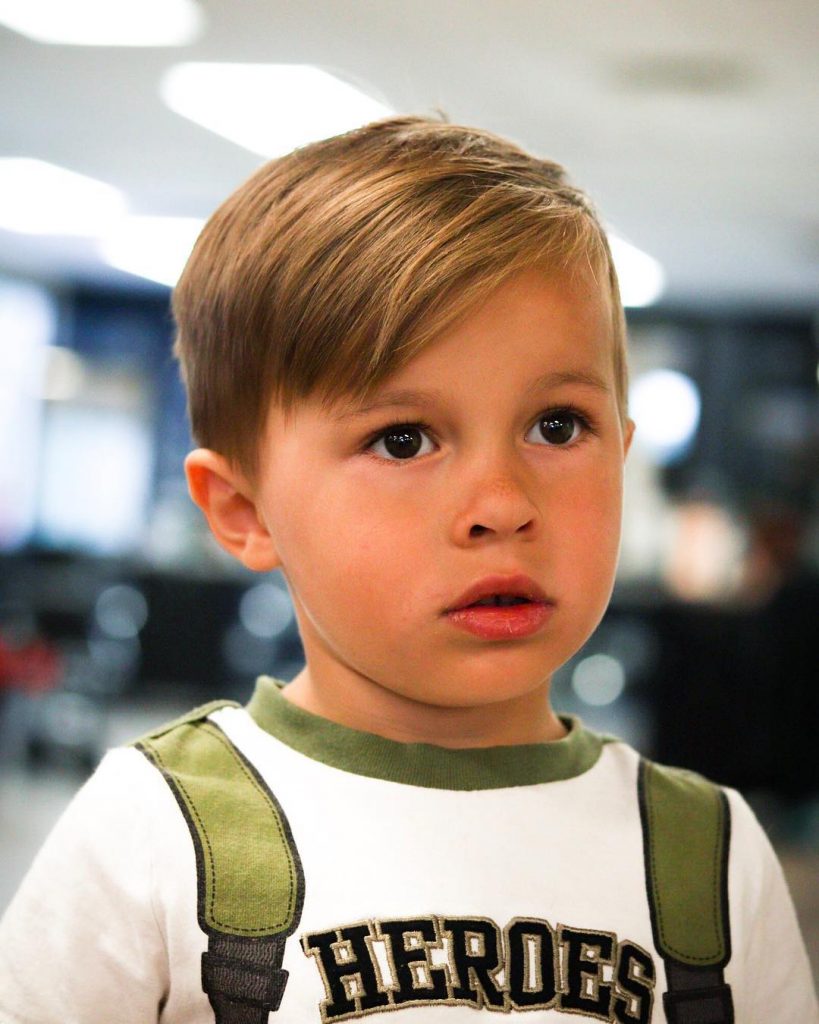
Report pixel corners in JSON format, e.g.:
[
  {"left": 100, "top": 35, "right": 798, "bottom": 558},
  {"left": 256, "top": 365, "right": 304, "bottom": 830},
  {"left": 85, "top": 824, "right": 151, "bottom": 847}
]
[{"left": 280, "top": 666, "right": 567, "bottom": 748}]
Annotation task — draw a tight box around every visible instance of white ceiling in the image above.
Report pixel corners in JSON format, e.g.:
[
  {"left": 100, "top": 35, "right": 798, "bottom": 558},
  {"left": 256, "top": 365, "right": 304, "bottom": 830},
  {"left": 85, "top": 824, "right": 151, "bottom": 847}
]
[{"left": 1, "top": 0, "right": 817, "bottom": 311}]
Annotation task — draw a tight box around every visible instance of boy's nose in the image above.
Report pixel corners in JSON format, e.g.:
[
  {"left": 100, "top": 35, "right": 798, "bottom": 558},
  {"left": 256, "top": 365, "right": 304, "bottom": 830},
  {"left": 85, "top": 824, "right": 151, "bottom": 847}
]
[{"left": 451, "top": 474, "right": 540, "bottom": 544}]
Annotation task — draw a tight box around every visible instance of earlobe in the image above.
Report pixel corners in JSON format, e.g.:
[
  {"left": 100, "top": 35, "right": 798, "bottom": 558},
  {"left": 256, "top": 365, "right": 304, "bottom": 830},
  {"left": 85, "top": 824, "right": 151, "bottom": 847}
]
[{"left": 184, "top": 449, "right": 281, "bottom": 572}]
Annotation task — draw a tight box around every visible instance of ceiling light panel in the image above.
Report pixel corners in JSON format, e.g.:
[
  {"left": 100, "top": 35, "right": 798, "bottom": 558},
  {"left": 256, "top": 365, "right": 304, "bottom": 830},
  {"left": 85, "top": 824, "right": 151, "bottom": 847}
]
[
  {"left": 161, "top": 63, "right": 394, "bottom": 158},
  {"left": 608, "top": 234, "right": 666, "bottom": 307},
  {"left": 0, "top": 0, "right": 203, "bottom": 46},
  {"left": 0, "top": 159, "right": 126, "bottom": 236},
  {"left": 99, "top": 215, "right": 204, "bottom": 287}
]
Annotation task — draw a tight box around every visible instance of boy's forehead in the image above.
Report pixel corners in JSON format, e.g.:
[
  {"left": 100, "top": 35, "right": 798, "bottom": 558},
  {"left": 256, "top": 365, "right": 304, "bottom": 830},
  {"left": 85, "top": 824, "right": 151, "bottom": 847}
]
[{"left": 337, "top": 268, "right": 614, "bottom": 410}]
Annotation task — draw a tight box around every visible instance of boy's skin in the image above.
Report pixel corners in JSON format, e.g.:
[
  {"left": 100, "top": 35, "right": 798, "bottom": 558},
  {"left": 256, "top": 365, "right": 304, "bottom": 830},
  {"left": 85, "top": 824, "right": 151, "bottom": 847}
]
[{"left": 186, "top": 264, "right": 634, "bottom": 748}]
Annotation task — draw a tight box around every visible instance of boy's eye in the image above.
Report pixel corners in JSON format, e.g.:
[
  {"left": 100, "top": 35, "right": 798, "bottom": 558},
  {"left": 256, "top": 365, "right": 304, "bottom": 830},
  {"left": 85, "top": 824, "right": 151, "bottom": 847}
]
[
  {"left": 368, "top": 423, "right": 435, "bottom": 461},
  {"left": 528, "top": 409, "right": 587, "bottom": 447}
]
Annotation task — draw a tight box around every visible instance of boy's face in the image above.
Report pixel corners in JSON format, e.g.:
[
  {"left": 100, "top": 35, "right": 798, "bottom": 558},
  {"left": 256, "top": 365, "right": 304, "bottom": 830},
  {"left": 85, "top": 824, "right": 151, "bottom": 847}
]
[{"left": 194, "top": 265, "right": 633, "bottom": 732}]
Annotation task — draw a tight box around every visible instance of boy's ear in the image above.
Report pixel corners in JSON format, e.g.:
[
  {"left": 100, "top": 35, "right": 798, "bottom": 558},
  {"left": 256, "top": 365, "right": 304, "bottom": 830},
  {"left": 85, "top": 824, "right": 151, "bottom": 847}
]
[
  {"left": 623, "top": 418, "right": 636, "bottom": 458},
  {"left": 184, "top": 449, "right": 280, "bottom": 572}
]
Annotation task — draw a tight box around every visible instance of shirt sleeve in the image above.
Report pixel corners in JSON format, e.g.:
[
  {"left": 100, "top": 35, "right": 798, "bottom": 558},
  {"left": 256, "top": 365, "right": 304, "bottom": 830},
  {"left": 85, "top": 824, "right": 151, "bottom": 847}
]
[
  {"left": 0, "top": 747, "right": 170, "bottom": 1024},
  {"left": 724, "top": 786, "right": 819, "bottom": 1023}
]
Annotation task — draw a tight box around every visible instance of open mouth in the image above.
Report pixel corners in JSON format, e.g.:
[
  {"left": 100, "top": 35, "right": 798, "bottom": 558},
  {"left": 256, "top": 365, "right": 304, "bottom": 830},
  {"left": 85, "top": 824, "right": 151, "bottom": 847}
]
[{"left": 445, "top": 574, "right": 550, "bottom": 616}]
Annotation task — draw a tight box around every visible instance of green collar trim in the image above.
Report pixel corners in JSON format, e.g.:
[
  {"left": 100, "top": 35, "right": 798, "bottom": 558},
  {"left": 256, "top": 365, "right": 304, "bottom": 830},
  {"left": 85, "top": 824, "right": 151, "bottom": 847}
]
[{"left": 246, "top": 676, "right": 608, "bottom": 791}]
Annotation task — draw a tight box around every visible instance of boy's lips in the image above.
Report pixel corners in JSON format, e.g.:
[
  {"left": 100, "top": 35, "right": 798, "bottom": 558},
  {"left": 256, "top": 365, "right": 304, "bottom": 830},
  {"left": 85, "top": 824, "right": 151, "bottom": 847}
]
[{"left": 444, "top": 573, "right": 551, "bottom": 613}]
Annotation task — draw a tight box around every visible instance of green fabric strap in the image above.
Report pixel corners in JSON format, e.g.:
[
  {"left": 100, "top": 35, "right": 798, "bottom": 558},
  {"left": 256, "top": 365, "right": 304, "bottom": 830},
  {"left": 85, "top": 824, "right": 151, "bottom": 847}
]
[
  {"left": 134, "top": 703, "right": 303, "bottom": 939},
  {"left": 639, "top": 759, "right": 730, "bottom": 968}
]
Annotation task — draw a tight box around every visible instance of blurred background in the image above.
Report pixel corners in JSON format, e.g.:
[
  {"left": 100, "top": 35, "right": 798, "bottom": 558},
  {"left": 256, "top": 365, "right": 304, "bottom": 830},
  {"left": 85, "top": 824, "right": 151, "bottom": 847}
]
[{"left": 0, "top": 0, "right": 817, "bottom": 986}]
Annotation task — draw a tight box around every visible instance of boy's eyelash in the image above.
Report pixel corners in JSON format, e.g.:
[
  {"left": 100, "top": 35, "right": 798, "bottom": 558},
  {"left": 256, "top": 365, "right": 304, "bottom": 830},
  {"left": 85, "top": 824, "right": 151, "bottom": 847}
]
[{"left": 361, "top": 406, "right": 595, "bottom": 458}]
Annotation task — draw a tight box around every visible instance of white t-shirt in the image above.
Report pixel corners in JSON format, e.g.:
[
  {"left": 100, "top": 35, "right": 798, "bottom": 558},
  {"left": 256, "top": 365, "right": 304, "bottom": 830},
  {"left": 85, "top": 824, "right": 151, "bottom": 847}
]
[{"left": 0, "top": 676, "right": 816, "bottom": 1023}]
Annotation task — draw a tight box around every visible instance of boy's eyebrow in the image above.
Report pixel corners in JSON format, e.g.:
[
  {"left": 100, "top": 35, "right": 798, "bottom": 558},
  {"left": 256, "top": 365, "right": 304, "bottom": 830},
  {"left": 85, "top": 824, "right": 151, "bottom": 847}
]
[{"left": 333, "top": 370, "right": 611, "bottom": 419}]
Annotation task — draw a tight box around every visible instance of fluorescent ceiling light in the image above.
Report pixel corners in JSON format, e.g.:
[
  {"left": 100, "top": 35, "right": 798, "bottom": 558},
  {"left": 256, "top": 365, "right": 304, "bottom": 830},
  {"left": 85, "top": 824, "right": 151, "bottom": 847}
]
[
  {"left": 99, "top": 215, "right": 204, "bottom": 287},
  {"left": 0, "top": 158, "right": 126, "bottom": 236},
  {"left": 608, "top": 234, "right": 665, "bottom": 307},
  {"left": 0, "top": 0, "right": 203, "bottom": 46},
  {"left": 161, "top": 63, "right": 394, "bottom": 158}
]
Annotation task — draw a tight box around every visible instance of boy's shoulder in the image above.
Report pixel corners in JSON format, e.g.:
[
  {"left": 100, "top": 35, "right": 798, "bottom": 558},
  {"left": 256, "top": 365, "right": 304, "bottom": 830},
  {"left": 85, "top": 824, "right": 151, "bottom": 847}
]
[{"left": 130, "top": 695, "right": 305, "bottom": 955}]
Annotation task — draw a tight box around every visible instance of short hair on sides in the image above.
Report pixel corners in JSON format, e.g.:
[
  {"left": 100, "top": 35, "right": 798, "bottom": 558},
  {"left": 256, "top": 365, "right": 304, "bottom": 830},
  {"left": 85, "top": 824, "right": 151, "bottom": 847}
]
[{"left": 173, "top": 114, "right": 628, "bottom": 482}]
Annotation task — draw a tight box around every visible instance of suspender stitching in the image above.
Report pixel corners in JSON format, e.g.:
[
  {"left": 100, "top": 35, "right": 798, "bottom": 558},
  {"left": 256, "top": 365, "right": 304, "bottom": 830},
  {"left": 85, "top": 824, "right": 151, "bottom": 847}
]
[
  {"left": 146, "top": 725, "right": 297, "bottom": 933},
  {"left": 199, "top": 722, "right": 299, "bottom": 932},
  {"left": 645, "top": 773, "right": 725, "bottom": 962}
]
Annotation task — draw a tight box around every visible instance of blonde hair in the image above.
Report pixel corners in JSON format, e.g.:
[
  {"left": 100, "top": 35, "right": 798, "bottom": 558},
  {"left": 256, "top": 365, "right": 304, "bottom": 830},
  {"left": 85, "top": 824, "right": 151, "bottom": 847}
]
[{"left": 173, "top": 115, "right": 627, "bottom": 480}]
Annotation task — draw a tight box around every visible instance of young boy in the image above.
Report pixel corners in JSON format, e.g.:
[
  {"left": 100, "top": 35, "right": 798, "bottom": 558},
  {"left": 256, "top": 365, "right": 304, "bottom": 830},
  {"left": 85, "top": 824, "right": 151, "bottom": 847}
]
[{"left": 0, "top": 116, "right": 815, "bottom": 1024}]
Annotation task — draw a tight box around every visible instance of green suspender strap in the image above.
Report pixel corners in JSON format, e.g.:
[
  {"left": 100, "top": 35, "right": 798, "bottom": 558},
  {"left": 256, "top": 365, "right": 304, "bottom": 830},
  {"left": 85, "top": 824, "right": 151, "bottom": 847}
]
[
  {"left": 133, "top": 701, "right": 305, "bottom": 1024},
  {"left": 638, "top": 759, "right": 734, "bottom": 1024}
]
